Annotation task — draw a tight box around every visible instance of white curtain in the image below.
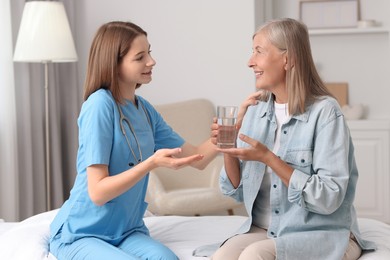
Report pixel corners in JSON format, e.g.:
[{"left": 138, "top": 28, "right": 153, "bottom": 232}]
[
  {"left": 0, "top": 0, "right": 19, "bottom": 222},
  {"left": 1, "top": 0, "right": 81, "bottom": 221}
]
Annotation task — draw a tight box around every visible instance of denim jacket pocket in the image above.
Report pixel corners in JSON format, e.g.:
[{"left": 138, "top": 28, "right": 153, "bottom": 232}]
[{"left": 284, "top": 149, "right": 313, "bottom": 173}]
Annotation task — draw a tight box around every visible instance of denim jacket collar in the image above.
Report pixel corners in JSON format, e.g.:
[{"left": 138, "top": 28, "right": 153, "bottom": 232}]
[{"left": 260, "top": 94, "right": 311, "bottom": 123}]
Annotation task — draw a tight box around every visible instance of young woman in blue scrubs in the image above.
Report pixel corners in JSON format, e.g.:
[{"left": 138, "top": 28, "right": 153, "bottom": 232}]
[
  {"left": 208, "top": 18, "right": 376, "bottom": 260},
  {"left": 49, "top": 21, "right": 218, "bottom": 260}
]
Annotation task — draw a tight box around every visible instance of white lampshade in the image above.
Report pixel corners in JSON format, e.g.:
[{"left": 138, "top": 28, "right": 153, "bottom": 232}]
[{"left": 13, "top": 1, "right": 78, "bottom": 63}]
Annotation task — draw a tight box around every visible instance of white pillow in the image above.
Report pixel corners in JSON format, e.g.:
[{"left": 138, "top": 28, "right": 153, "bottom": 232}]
[{"left": 0, "top": 209, "right": 59, "bottom": 260}]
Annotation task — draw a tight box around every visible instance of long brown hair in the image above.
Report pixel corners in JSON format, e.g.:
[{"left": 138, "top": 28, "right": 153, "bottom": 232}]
[
  {"left": 254, "top": 18, "right": 332, "bottom": 115},
  {"left": 83, "top": 21, "right": 147, "bottom": 103}
]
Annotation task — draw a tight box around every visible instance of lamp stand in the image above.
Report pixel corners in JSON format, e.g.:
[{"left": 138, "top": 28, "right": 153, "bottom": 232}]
[{"left": 44, "top": 61, "right": 51, "bottom": 211}]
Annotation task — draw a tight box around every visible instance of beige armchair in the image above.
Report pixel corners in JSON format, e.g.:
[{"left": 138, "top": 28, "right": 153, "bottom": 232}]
[{"left": 146, "top": 99, "right": 242, "bottom": 216}]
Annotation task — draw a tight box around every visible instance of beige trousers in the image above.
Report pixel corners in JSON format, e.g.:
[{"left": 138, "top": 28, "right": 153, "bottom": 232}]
[{"left": 211, "top": 226, "right": 362, "bottom": 260}]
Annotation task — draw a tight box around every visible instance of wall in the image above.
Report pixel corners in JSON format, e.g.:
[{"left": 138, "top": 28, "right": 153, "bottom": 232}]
[
  {"left": 269, "top": 0, "right": 390, "bottom": 120},
  {"left": 72, "top": 0, "right": 256, "bottom": 108},
  {"left": 72, "top": 0, "right": 390, "bottom": 117}
]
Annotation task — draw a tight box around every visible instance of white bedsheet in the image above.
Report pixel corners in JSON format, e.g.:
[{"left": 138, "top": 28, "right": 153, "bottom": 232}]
[{"left": 0, "top": 209, "right": 389, "bottom": 260}]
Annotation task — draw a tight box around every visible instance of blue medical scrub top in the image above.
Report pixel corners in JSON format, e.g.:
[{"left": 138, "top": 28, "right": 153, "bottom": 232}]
[{"left": 50, "top": 89, "right": 184, "bottom": 245}]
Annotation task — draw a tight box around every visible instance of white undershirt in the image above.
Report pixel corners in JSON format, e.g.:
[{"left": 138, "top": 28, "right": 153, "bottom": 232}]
[{"left": 252, "top": 102, "right": 290, "bottom": 229}]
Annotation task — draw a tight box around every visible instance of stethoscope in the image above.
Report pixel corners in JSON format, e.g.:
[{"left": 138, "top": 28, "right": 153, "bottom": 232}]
[{"left": 116, "top": 100, "right": 151, "bottom": 167}]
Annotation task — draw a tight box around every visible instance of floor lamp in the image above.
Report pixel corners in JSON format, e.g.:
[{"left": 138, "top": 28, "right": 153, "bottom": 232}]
[{"left": 13, "top": 1, "right": 78, "bottom": 211}]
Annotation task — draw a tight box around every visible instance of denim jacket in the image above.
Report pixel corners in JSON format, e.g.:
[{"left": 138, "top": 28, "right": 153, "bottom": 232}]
[{"left": 218, "top": 95, "right": 376, "bottom": 260}]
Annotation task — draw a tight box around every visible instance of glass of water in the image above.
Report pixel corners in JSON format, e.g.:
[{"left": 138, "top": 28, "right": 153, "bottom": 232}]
[{"left": 216, "top": 106, "right": 238, "bottom": 148}]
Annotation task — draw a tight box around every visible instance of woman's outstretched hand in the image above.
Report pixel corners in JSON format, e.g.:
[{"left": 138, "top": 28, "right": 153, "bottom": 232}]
[
  {"left": 236, "top": 90, "right": 263, "bottom": 129},
  {"left": 149, "top": 148, "right": 204, "bottom": 170},
  {"left": 217, "top": 133, "right": 271, "bottom": 163}
]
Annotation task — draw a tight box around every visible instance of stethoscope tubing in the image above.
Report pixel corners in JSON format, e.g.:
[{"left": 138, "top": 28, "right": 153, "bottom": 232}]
[{"left": 116, "top": 100, "right": 151, "bottom": 166}]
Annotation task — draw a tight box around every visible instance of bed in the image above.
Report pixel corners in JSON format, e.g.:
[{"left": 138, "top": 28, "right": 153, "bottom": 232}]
[{"left": 0, "top": 209, "right": 390, "bottom": 260}]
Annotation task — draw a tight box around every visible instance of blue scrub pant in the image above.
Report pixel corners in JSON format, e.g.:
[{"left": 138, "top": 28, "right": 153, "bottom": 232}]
[{"left": 50, "top": 231, "right": 178, "bottom": 260}]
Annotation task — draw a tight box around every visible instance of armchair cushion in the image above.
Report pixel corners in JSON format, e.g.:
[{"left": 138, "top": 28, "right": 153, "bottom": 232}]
[{"left": 146, "top": 99, "right": 242, "bottom": 216}]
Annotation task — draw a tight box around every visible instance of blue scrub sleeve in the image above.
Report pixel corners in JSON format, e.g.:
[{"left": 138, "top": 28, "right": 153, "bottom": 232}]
[
  {"left": 78, "top": 93, "right": 115, "bottom": 168},
  {"left": 138, "top": 97, "right": 185, "bottom": 150}
]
